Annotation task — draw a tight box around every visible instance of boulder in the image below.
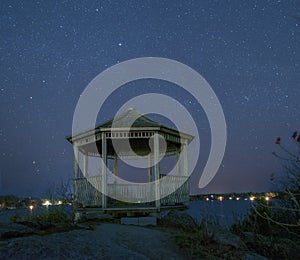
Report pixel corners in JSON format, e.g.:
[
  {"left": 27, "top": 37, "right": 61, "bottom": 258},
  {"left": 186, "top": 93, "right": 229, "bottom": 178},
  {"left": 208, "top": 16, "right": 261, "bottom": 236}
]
[
  {"left": 205, "top": 223, "right": 244, "bottom": 249},
  {"left": 160, "top": 210, "right": 198, "bottom": 230},
  {"left": 242, "top": 232, "right": 300, "bottom": 258},
  {"left": 85, "top": 212, "right": 114, "bottom": 221},
  {"left": 242, "top": 252, "right": 268, "bottom": 260},
  {"left": 0, "top": 223, "right": 35, "bottom": 239},
  {"left": 17, "top": 221, "right": 54, "bottom": 230}
]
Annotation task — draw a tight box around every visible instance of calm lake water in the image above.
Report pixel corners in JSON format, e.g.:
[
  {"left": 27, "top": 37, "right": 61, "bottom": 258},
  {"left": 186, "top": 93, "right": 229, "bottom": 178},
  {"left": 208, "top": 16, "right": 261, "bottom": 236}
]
[
  {"left": 187, "top": 200, "right": 253, "bottom": 227},
  {"left": 0, "top": 200, "right": 252, "bottom": 227}
]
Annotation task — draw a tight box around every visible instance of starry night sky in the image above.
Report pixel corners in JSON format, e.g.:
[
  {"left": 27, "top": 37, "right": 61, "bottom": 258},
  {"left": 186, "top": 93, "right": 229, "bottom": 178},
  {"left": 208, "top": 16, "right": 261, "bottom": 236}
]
[{"left": 0, "top": 0, "right": 299, "bottom": 197}]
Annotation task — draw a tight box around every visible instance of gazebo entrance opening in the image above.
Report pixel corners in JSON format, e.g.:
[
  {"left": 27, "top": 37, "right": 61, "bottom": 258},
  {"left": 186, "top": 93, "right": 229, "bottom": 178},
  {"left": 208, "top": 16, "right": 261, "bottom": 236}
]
[{"left": 67, "top": 108, "right": 193, "bottom": 214}]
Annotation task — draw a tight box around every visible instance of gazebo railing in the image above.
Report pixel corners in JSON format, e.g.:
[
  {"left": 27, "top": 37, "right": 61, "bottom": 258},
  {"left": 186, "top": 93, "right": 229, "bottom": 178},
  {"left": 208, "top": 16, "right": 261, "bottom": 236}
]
[
  {"left": 160, "top": 175, "right": 189, "bottom": 206},
  {"left": 75, "top": 176, "right": 102, "bottom": 207},
  {"left": 107, "top": 183, "right": 153, "bottom": 203},
  {"left": 75, "top": 175, "right": 189, "bottom": 208}
]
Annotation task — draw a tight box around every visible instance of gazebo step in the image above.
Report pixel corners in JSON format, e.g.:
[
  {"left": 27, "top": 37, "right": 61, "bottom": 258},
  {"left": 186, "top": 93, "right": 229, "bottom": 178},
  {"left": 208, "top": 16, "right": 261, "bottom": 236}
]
[{"left": 121, "top": 216, "right": 157, "bottom": 226}]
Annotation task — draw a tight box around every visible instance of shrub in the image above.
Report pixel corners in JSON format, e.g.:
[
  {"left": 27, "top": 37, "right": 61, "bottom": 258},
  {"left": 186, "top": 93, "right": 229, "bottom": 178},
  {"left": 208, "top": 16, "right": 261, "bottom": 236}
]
[
  {"left": 9, "top": 206, "right": 68, "bottom": 224},
  {"left": 231, "top": 132, "right": 300, "bottom": 258}
]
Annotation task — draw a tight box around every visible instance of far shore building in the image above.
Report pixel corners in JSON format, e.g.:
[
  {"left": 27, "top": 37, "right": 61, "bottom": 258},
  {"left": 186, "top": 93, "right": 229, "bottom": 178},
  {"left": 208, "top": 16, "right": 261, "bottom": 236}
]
[{"left": 67, "top": 108, "right": 193, "bottom": 217}]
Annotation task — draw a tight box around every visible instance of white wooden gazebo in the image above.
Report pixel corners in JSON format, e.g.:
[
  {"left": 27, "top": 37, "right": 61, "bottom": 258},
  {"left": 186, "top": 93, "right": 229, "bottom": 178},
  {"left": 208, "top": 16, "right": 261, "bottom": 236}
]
[{"left": 67, "top": 108, "right": 193, "bottom": 216}]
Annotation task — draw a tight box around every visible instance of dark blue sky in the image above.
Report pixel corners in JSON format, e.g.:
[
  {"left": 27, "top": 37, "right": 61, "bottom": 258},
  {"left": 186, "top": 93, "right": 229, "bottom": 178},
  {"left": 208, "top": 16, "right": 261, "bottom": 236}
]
[{"left": 0, "top": 0, "right": 299, "bottom": 197}]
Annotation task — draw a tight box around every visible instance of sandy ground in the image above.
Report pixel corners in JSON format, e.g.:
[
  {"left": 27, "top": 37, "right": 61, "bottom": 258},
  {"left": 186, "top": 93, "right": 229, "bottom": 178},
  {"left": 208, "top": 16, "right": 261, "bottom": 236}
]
[{"left": 0, "top": 223, "right": 187, "bottom": 259}]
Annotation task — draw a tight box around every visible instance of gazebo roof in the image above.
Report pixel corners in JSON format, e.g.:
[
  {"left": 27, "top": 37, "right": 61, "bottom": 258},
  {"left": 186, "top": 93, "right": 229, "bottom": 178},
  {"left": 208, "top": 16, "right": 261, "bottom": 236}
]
[
  {"left": 68, "top": 108, "right": 194, "bottom": 144},
  {"left": 67, "top": 108, "right": 193, "bottom": 157},
  {"left": 99, "top": 108, "right": 161, "bottom": 128}
]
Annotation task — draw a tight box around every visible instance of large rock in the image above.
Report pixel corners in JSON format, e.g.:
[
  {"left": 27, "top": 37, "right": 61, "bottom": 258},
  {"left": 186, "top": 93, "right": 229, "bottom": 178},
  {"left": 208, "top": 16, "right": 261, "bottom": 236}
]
[
  {"left": 160, "top": 210, "right": 198, "bottom": 230},
  {"left": 0, "top": 223, "right": 35, "bottom": 239},
  {"left": 212, "top": 229, "right": 242, "bottom": 249},
  {"left": 85, "top": 212, "right": 114, "bottom": 221},
  {"left": 206, "top": 223, "right": 245, "bottom": 249},
  {"left": 242, "top": 252, "right": 268, "bottom": 260},
  {"left": 242, "top": 232, "right": 300, "bottom": 258},
  {"left": 17, "top": 220, "right": 54, "bottom": 230}
]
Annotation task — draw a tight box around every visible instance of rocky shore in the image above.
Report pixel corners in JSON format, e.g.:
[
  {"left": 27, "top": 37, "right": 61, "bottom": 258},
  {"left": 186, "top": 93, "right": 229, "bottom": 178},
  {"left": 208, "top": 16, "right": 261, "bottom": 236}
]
[
  {"left": 0, "top": 220, "right": 186, "bottom": 259},
  {"left": 1, "top": 210, "right": 299, "bottom": 259}
]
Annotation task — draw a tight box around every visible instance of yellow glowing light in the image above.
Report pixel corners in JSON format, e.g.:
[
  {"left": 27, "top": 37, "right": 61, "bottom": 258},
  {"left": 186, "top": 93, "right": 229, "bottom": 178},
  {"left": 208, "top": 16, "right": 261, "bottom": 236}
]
[
  {"left": 250, "top": 196, "right": 255, "bottom": 201},
  {"left": 42, "top": 200, "right": 52, "bottom": 206},
  {"left": 57, "top": 200, "right": 62, "bottom": 205},
  {"left": 265, "top": 196, "right": 270, "bottom": 201},
  {"left": 229, "top": 197, "right": 232, "bottom": 200},
  {"left": 29, "top": 205, "right": 34, "bottom": 210},
  {"left": 236, "top": 197, "right": 240, "bottom": 201},
  {"left": 206, "top": 197, "right": 210, "bottom": 201},
  {"left": 218, "top": 196, "right": 223, "bottom": 202}
]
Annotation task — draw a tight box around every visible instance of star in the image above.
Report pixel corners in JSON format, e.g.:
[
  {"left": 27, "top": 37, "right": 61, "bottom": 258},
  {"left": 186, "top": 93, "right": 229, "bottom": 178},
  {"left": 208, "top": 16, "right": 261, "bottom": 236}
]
[
  {"left": 244, "top": 96, "right": 250, "bottom": 102},
  {"left": 0, "top": 0, "right": 299, "bottom": 197}
]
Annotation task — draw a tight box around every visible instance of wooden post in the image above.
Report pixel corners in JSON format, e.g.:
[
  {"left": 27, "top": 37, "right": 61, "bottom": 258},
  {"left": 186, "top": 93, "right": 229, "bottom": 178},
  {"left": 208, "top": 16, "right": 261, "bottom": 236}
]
[
  {"left": 176, "top": 149, "right": 181, "bottom": 176},
  {"left": 74, "top": 145, "right": 79, "bottom": 204},
  {"left": 154, "top": 134, "right": 160, "bottom": 210},
  {"left": 83, "top": 154, "right": 88, "bottom": 177},
  {"left": 101, "top": 133, "right": 107, "bottom": 208},
  {"left": 148, "top": 153, "right": 152, "bottom": 182},
  {"left": 83, "top": 153, "right": 88, "bottom": 206},
  {"left": 74, "top": 145, "right": 79, "bottom": 179},
  {"left": 183, "top": 140, "right": 188, "bottom": 177},
  {"left": 113, "top": 154, "right": 118, "bottom": 184},
  {"left": 183, "top": 139, "right": 189, "bottom": 205}
]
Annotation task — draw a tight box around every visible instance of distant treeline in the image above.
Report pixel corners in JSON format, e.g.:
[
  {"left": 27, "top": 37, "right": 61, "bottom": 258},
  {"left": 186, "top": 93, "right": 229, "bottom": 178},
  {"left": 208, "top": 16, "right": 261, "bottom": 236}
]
[
  {"left": 0, "top": 195, "right": 40, "bottom": 208},
  {"left": 189, "top": 191, "right": 283, "bottom": 201}
]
